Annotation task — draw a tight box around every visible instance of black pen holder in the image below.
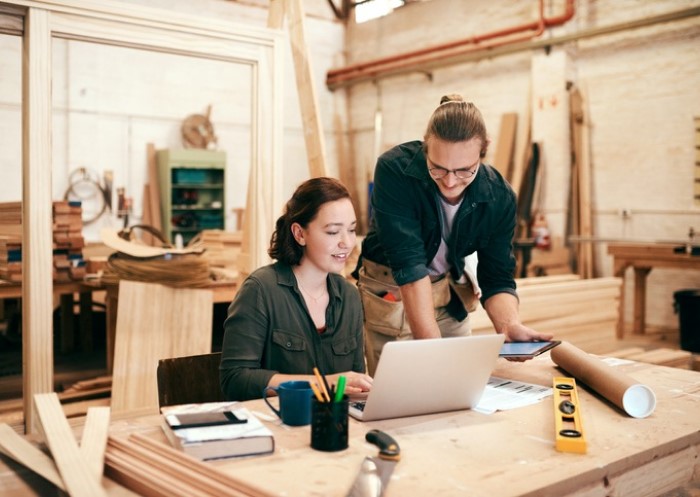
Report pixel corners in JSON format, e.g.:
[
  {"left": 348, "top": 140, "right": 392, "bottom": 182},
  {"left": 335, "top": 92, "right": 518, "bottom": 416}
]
[{"left": 310, "top": 396, "right": 349, "bottom": 452}]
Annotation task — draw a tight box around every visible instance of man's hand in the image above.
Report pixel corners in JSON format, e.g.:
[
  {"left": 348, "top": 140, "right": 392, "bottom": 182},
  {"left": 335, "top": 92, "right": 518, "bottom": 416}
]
[{"left": 503, "top": 323, "right": 553, "bottom": 343}]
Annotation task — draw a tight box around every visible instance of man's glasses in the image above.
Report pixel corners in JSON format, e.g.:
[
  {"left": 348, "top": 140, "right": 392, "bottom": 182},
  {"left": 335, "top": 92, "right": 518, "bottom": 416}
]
[{"left": 427, "top": 163, "right": 478, "bottom": 180}]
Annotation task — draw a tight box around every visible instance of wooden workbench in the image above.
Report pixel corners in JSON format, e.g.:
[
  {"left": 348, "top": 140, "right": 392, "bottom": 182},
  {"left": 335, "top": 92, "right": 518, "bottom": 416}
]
[
  {"left": 607, "top": 243, "right": 700, "bottom": 336},
  {"left": 0, "top": 280, "right": 97, "bottom": 353},
  {"left": 57, "top": 356, "right": 699, "bottom": 496}
]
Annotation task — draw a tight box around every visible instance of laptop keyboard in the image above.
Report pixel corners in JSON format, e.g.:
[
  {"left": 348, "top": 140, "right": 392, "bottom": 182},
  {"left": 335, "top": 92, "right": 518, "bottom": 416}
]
[{"left": 350, "top": 401, "right": 366, "bottom": 411}]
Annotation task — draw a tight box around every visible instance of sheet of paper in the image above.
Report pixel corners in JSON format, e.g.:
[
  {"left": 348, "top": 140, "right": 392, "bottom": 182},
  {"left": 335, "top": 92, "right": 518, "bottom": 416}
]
[{"left": 475, "top": 376, "right": 553, "bottom": 414}]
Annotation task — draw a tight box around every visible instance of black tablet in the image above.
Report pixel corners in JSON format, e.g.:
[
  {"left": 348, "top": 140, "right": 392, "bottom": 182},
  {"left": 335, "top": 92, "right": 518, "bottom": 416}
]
[
  {"left": 498, "top": 340, "right": 561, "bottom": 359},
  {"left": 167, "top": 410, "right": 247, "bottom": 430}
]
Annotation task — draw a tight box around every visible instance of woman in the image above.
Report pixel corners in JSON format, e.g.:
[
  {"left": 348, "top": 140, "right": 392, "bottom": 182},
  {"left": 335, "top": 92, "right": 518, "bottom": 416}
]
[{"left": 220, "top": 177, "right": 373, "bottom": 400}]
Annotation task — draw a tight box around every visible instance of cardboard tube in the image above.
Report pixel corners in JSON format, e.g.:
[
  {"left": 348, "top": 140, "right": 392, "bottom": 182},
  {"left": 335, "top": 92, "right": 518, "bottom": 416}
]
[{"left": 550, "top": 341, "right": 656, "bottom": 418}]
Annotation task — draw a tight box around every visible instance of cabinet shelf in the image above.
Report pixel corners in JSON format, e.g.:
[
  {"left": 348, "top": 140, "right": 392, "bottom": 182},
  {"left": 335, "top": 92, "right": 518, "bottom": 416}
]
[
  {"left": 172, "top": 205, "right": 223, "bottom": 211},
  {"left": 157, "top": 148, "right": 226, "bottom": 245},
  {"left": 172, "top": 184, "right": 224, "bottom": 189}
]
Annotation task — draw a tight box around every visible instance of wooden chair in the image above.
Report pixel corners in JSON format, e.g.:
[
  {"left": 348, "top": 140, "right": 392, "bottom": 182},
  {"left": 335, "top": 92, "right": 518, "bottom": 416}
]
[{"left": 157, "top": 352, "right": 224, "bottom": 408}]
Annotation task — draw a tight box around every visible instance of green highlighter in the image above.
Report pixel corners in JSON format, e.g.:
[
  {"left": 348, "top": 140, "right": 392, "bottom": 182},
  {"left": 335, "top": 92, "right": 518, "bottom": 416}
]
[{"left": 334, "top": 375, "right": 347, "bottom": 402}]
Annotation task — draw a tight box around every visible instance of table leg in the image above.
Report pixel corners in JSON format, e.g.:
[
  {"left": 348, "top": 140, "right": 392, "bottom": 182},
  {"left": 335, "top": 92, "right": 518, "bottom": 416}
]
[
  {"left": 616, "top": 276, "right": 626, "bottom": 339},
  {"left": 106, "top": 291, "right": 118, "bottom": 373},
  {"left": 79, "top": 291, "right": 93, "bottom": 353},
  {"left": 59, "top": 293, "right": 75, "bottom": 353},
  {"left": 632, "top": 267, "right": 652, "bottom": 334},
  {"left": 612, "top": 261, "right": 629, "bottom": 339}
]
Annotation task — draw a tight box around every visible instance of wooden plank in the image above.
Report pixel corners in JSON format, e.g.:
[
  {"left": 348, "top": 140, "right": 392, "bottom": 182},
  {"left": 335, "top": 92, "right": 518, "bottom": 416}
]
[
  {"left": 492, "top": 113, "right": 518, "bottom": 181},
  {"left": 516, "top": 276, "right": 621, "bottom": 298},
  {"left": 515, "top": 274, "right": 580, "bottom": 286},
  {"left": 510, "top": 91, "right": 531, "bottom": 197},
  {"left": 602, "top": 347, "right": 646, "bottom": 358},
  {"left": 33, "top": 393, "right": 107, "bottom": 497},
  {"left": 129, "top": 433, "right": 273, "bottom": 497},
  {"left": 285, "top": 0, "right": 328, "bottom": 178},
  {"left": 626, "top": 348, "right": 692, "bottom": 369},
  {"left": 110, "top": 281, "right": 213, "bottom": 414},
  {"left": 80, "top": 406, "right": 111, "bottom": 480},
  {"left": 570, "top": 85, "right": 594, "bottom": 278},
  {"left": 146, "top": 142, "right": 162, "bottom": 235},
  {"left": 519, "top": 285, "right": 621, "bottom": 308},
  {"left": 267, "top": 0, "right": 285, "bottom": 29},
  {"left": 607, "top": 445, "right": 698, "bottom": 496},
  {"left": 0, "top": 423, "right": 66, "bottom": 490},
  {"left": 22, "top": 6, "right": 54, "bottom": 435},
  {"left": 105, "top": 447, "right": 215, "bottom": 497}
]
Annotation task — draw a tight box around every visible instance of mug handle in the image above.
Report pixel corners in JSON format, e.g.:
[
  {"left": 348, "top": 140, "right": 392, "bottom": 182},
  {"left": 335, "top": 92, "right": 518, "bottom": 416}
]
[{"left": 262, "top": 386, "right": 282, "bottom": 419}]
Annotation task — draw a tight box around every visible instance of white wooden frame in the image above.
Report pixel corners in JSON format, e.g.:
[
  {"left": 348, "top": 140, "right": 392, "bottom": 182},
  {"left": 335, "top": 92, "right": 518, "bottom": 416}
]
[{"left": 1, "top": 0, "right": 283, "bottom": 432}]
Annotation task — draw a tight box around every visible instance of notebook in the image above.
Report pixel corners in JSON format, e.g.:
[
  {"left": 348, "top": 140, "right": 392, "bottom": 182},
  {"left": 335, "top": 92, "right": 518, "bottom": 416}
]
[{"left": 349, "top": 334, "right": 505, "bottom": 421}]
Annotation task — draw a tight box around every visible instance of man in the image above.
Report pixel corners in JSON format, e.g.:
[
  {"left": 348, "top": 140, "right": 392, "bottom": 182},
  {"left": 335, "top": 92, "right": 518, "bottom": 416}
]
[{"left": 355, "top": 94, "right": 552, "bottom": 374}]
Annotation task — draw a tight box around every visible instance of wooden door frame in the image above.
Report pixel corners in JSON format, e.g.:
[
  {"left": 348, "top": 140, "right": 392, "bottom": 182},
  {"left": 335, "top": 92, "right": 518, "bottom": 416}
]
[{"left": 1, "top": 0, "right": 283, "bottom": 432}]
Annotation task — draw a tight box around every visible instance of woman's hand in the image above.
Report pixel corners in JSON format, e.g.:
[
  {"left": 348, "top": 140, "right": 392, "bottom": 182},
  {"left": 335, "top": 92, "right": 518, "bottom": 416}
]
[{"left": 328, "top": 371, "right": 373, "bottom": 393}]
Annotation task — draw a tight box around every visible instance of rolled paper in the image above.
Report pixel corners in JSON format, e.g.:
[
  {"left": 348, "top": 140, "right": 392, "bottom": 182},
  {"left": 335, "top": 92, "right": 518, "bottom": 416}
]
[{"left": 550, "top": 341, "right": 656, "bottom": 418}]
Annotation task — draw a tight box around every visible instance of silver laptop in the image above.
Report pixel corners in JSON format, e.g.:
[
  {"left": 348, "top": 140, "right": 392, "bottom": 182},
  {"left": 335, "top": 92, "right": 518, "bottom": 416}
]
[{"left": 349, "top": 334, "right": 505, "bottom": 421}]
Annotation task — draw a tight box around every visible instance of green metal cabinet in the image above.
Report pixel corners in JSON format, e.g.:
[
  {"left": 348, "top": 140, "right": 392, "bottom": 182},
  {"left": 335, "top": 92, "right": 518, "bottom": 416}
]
[{"left": 157, "top": 149, "right": 226, "bottom": 245}]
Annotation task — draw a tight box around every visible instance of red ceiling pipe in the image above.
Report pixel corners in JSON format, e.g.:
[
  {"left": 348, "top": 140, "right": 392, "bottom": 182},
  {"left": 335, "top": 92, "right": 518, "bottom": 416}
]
[
  {"left": 328, "top": 0, "right": 570, "bottom": 78},
  {"left": 327, "top": 4, "right": 546, "bottom": 85},
  {"left": 327, "top": 0, "right": 574, "bottom": 87},
  {"left": 344, "top": 17, "right": 547, "bottom": 82}
]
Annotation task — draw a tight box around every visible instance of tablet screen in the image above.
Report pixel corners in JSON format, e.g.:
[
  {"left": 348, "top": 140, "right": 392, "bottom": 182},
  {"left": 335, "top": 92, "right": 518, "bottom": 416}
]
[{"left": 499, "top": 341, "right": 560, "bottom": 358}]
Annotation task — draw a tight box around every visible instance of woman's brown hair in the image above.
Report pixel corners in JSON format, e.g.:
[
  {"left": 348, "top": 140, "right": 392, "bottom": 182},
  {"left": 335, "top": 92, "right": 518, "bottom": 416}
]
[{"left": 268, "top": 177, "right": 351, "bottom": 265}]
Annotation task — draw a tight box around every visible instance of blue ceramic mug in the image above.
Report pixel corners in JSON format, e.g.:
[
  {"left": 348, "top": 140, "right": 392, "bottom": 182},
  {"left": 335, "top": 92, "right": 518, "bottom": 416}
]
[{"left": 263, "top": 380, "right": 313, "bottom": 426}]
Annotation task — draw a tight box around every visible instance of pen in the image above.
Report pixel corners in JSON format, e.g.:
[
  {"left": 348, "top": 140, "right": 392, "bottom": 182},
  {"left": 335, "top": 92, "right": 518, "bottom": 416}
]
[
  {"left": 313, "top": 367, "right": 331, "bottom": 402},
  {"left": 334, "top": 375, "right": 346, "bottom": 403},
  {"left": 310, "top": 381, "right": 325, "bottom": 403}
]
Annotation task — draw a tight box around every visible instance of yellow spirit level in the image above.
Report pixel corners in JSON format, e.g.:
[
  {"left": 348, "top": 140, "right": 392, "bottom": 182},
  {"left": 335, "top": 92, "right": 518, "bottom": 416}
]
[{"left": 553, "top": 377, "right": 587, "bottom": 454}]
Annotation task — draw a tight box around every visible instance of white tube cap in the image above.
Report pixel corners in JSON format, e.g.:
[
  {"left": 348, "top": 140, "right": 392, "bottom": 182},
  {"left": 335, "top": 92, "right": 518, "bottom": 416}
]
[{"left": 623, "top": 384, "right": 656, "bottom": 418}]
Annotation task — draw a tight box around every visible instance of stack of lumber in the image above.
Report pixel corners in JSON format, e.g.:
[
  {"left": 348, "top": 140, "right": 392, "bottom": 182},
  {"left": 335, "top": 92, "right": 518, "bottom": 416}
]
[
  {"left": 604, "top": 347, "right": 693, "bottom": 370},
  {"left": 471, "top": 274, "right": 621, "bottom": 354},
  {"left": 0, "top": 201, "right": 86, "bottom": 283},
  {"left": 61, "top": 375, "right": 113, "bottom": 398},
  {"left": 196, "top": 229, "right": 241, "bottom": 270},
  {"left": 52, "top": 201, "right": 86, "bottom": 281},
  {"left": 105, "top": 433, "right": 274, "bottom": 497},
  {"left": 0, "top": 234, "right": 22, "bottom": 282}
]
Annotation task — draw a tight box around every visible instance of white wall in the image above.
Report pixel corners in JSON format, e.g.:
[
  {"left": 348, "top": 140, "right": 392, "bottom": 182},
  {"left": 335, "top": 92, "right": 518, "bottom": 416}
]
[
  {"left": 343, "top": 0, "right": 700, "bottom": 332},
  {"left": 0, "top": 0, "right": 343, "bottom": 239}
]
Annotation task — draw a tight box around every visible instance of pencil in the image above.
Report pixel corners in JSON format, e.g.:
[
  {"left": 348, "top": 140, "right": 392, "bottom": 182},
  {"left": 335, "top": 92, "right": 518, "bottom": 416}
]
[
  {"left": 310, "top": 381, "right": 325, "bottom": 403},
  {"left": 313, "top": 367, "right": 331, "bottom": 402}
]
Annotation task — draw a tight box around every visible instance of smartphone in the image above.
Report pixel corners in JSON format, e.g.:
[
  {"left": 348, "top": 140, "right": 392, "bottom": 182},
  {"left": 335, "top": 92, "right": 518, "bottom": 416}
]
[
  {"left": 498, "top": 340, "right": 561, "bottom": 359},
  {"left": 168, "top": 410, "right": 247, "bottom": 430}
]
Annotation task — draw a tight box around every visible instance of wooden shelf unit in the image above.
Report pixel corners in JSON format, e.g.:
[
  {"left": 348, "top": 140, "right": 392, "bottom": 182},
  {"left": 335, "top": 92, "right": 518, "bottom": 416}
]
[{"left": 157, "top": 149, "right": 226, "bottom": 245}]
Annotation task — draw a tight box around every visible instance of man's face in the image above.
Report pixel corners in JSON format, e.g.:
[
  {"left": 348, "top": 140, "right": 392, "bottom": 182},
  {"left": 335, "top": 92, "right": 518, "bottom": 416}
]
[{"left": 425, "top": 137, "right": 482, "bottom": 204}]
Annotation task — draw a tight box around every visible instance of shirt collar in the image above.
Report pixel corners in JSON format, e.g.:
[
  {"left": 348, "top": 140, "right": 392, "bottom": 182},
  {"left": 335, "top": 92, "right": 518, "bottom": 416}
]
[{"left": 274, "top": 261, "right": 342, "bottom": 301}]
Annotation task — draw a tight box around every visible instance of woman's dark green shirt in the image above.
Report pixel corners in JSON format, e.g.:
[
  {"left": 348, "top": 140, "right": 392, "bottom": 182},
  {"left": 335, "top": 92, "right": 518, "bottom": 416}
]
[{"left": 220, "top": 262, "right": 365, "bottom": 401}]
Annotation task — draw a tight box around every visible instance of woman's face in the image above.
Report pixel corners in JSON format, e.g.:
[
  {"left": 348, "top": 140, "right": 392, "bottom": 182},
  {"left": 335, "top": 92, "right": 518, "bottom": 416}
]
[
  {"left": 425, "top": 137, "right": 482, "bottom": 204},
  {"left": 293, "top": 198, "right": 357, "bottom": 274}
]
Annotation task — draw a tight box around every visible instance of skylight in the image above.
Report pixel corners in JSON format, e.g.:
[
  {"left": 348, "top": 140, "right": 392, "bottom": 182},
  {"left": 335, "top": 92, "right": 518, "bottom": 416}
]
[{"left": 355, "top": 0, "right": 405, "bottom": 24}]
